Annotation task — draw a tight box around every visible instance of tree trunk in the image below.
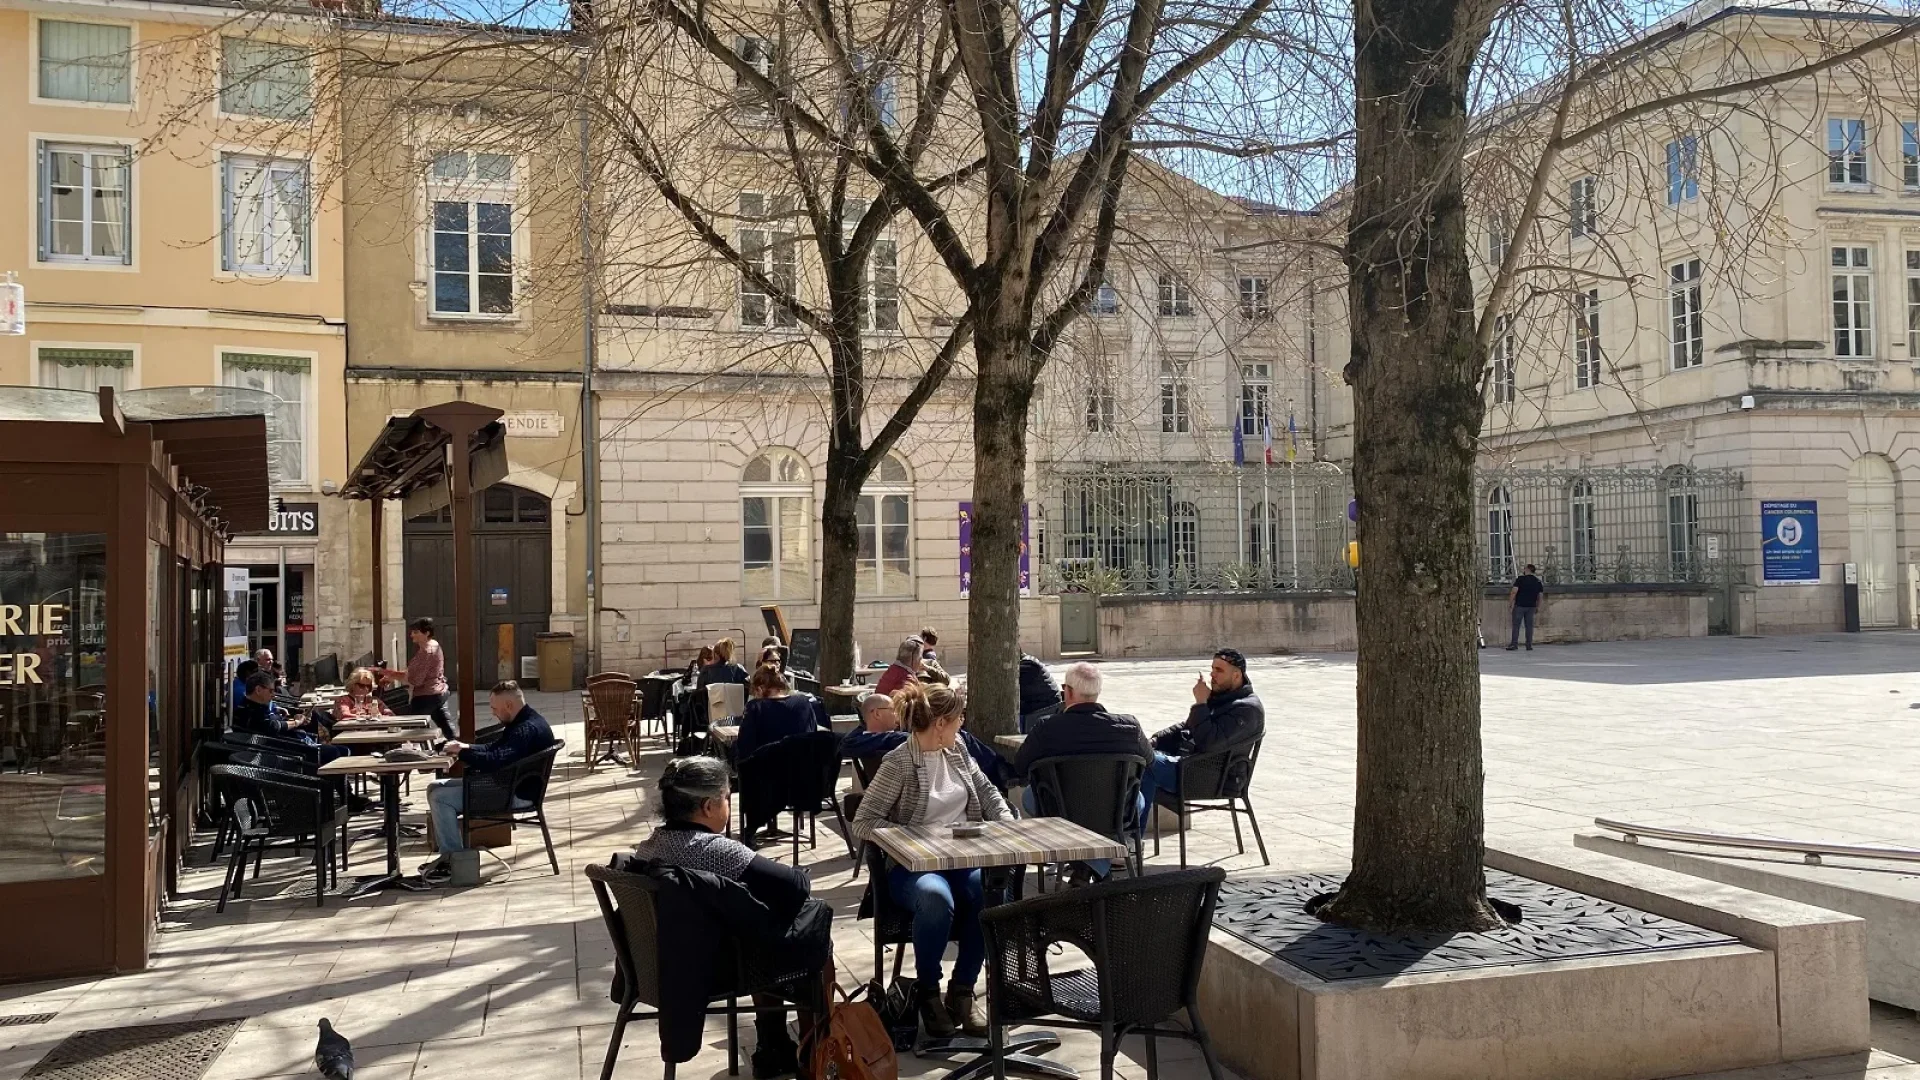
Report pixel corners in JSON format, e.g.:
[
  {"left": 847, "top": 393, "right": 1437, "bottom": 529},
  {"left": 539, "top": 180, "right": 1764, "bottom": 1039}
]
[
  {"left": 1316, "top": 0, "right": 1498, "bottom": 935},
  {"left": 963, "top": 308, "right": 1032, "bottom": 738},
  {"left": 817, "top": 463, "right": 861, "bottom": 686}
]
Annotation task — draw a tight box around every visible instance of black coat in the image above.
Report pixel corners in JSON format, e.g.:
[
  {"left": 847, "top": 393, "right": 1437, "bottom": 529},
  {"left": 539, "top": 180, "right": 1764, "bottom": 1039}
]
[
  {"left": 1014, "top": 702, "right": 1153, "bottom": 779},
  {"left": 604, "top": 855, "right": 832, "bottom": 1063},
  {"left": 1018, "top": 655, "right": 1063, "bottom": 716},
  {"left": 1153, "top": 684, "right": 1265, "bottom": 756}
]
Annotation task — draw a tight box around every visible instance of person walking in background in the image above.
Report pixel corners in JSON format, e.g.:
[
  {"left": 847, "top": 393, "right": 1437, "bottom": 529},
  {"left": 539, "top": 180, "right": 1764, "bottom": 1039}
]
[
  {"left": 378, "top": 618, "right": 455, "bottom": 741},
  {"left": 1508, "top": 564, "right": 1546, "bottom": 651}
]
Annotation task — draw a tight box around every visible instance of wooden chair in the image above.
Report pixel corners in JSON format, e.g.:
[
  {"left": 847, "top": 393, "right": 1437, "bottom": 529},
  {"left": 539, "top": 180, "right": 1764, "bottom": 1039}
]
[{"left": 584, "top": 673, "right": 638, "bottom": 770}]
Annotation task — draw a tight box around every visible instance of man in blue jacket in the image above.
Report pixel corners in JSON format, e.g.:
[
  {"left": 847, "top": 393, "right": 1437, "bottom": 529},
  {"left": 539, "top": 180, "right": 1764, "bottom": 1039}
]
[{"left": 420, "top": 680, "right": 556, "bottom": 883}]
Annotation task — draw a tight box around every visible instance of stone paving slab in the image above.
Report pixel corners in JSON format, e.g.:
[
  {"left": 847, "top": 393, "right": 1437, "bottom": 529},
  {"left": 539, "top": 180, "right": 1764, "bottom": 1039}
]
[{"left": 2, "top": 633, "right": 1919, "bottom": 1080}]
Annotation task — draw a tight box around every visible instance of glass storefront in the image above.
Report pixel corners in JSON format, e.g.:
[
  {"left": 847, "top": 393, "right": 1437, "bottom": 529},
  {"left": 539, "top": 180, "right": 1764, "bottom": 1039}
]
[{"left": 0, "top": 532, "right": 109, "bottom": 885}]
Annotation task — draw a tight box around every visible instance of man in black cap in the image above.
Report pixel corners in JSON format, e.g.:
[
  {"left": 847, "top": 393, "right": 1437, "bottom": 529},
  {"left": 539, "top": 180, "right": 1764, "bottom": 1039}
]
[{"left": 1140, "top": 648, "right": 1265, "bottom": 809}]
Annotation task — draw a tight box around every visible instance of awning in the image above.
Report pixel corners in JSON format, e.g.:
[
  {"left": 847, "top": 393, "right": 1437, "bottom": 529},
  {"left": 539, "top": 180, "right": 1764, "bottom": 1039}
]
[{"left": 337, "top": 407, "right": 507, "bottom": 515}]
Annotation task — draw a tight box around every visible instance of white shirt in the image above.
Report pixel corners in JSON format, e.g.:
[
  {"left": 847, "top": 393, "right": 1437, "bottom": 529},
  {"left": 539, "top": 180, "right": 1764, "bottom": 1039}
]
[{"left": 921, "top": 749, "right": 969, "bottom": 827}]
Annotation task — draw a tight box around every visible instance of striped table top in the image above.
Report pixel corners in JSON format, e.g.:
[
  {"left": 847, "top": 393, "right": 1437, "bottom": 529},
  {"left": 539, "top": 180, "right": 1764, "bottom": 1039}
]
[
  {"left": 871, "top": 817, "right": 1126, "bottom": 872},
  {"left": 994, "top": 734, "right": 1026, "bottom": 748},
  {"left": 328, "top": 728, "right": 434, "bottom": 748}
]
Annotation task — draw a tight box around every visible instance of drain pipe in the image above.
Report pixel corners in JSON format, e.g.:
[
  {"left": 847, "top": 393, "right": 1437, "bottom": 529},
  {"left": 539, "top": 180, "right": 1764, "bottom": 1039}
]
[{"left": 577, "top": 48, "right": 600, "bottom": 673}]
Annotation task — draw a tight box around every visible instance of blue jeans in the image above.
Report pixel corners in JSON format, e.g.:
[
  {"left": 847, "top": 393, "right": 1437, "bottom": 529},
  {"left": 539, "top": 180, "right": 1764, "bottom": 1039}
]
[
  {"left": 1020, "top": 787, "right": 1142, "bottom": 878},
  {"left": 887, "top": 867, "right": 985, "bottom": 991},
  {"left": 1137, "top": 753, "right": 1180, "bottom": 814},
  {"left": 427, "top": 778, "right": 529, "bottom": 855}
]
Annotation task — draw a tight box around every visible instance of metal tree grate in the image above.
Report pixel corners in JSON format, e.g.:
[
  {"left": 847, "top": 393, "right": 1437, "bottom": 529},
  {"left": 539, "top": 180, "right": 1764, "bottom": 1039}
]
[
  {"left": 23, "top": 1020, "right": 243, "bottom": 1080},
  {"left": 0, "top": 1014, "right": 57, "bottom": 1026},
  {"left": 1213, "top": 870, "right": 1739, "bottom": 981}
]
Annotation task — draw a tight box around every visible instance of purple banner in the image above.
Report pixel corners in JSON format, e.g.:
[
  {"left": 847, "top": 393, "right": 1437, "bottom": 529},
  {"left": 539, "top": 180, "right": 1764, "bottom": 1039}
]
[{"left": 959, "top": 502, "right": 1030, "bottom": 599}]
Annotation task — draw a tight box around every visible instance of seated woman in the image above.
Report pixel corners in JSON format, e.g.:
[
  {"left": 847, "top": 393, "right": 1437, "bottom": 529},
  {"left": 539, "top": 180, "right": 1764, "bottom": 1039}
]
[
  {"left": 629, "top": 756, "right": 833, "bottom": 1080},
  {"left": 684, "top": 645, "right": 716, "bottom": 685},
  {"left": 333, "top": 667, "right": 393, "bottom": 721},
  {"left": 699, "top": 637, "right": 750, "bottom": 688},
  {"left": 735, "top": 664, "right": 829, "bottom": 762},
  {"left": 851, "top": 682, "right": 1009, "bottom": 1039}
]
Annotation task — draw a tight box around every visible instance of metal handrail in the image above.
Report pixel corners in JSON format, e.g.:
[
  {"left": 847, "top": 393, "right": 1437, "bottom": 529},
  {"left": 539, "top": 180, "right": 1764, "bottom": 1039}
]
[{"left": 1593, "top": 816, "right": 1920, "bottom": 866}]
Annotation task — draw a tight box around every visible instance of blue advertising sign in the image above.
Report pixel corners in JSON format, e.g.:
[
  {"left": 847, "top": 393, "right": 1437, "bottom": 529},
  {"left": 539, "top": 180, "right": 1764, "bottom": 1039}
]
[{"left": 1760, "top": 501, "right": 1819, "bottom": 584}]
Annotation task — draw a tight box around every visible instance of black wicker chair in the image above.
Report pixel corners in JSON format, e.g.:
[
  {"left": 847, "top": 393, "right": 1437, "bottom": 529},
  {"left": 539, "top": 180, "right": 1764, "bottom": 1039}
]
[
  {"left": 379, "top": 685, "right": 413, "bottom": 714},
  {"left": 1028, "top": 754, "right": 1147, "bottom": 878},
  {"left": 735, "top": 729, "right": 848, "bottom": 864},
  {"left": 209, "top": 763, "right": 348, "bottom": 911},
  {"left": 584, "top": 862, "right": 823, "bottom": 1080},
  {"left": 460, "top": 741, "right": 565, "bottom": 875},
  {"left": 1150, "top": 738, "right": 1268, "bottom": 868},
  {"left": 981, "top": 867, "right": 1228, "bottom": 1080}
]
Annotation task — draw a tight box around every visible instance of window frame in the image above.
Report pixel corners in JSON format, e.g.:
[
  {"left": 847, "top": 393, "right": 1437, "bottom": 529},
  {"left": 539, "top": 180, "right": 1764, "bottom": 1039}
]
[
  {"left": 1903, "top": 122, "right": 1920, "bottom": 192},
  {"left": 735, "top": 36, "right": 777, "bottom": 122},
  {"left": 1568, "top": 478, "right": 1597, "bottom": 582},
  {"left": 863, "top": 236, "right": 899, "bottom": 333},
  {"left": 855, "top": 453, "right": 914, "bottom": 599},
  {"left": 739, "top": 447, "right": 814, "bottom": 603},
  {"left": 1573, "top": 289, "right": 1601, "bottom": 389},
  {"left": 1832, "top": 244, "right": 1874, "bottom": 359},
  {"left": 32, "top": 16, "right": 135, "bottom": 109},
  {"left": 219, "top": 348, "right": 315, "bottom": 490},
  {"left": 1491, "top": 314, "right": 1516, "bottom": 405},
  {"left": 221, "top": 153, "right": 313, "bottom": 277},
  {"left": 36, "top": 139, "right": 134, "bottom": 267},
  {"left": 1569, "top": 175, "right": 1597, "bottom": 239},
  {"left": 1156, "top": 274, "right": 1194, "bottom": 318},
  {"left": 1160, "top": 357, "right": 1191, "bottom": 434},
  {"left": 217, "top": 36, "right": 314, "bottom": 121},
  {"left": 738, "top": 191, "right": 798, "bottom": 330},
  {"left": 1905, "top": 250, "right": 1920, "bottom": 356},
  {"left": 426, "top": 150, "right": 521, "bottom": 321},
  {"left": 1091, "top": 280, "right": 1120, "bottom": 316},
  {"left": 1665, "top": 136, "right": 1700, "bottom": 205},
  {"left": 1238, "top": 360, "right": 1272, "bottom": 437},
  {"left": 1668, "top": 258, "right": 1704, "bottom": 369},
  {"left": 33, "top": 341, "right": 139, "bottom": 391},
  {"left": 1827, "top": 117, "right": 1870, "bottom": 189},
  {"left": 1486, "top": 485, "right": 1515, "bottom": 581},
  {"left": 1486, "top": 213, "right": 1510, "bottom": 265},
  {"left": 1237, "top": 275, "right": 1271, "bottom": 321},
  {"left": 1085, "top": 376, "right": 1117, "bottom": 433},
  {"left": 1171, "top": 501, "right": 1200, "bottom": 578}
]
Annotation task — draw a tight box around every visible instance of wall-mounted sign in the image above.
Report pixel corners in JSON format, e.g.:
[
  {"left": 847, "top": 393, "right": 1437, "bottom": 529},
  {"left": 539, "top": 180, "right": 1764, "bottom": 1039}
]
[
  {"left": 490, "top": 587, "right": 509, "bottom": 606},
  {"left": 1761, "top": 500, "right": 1819, "bottom": 585},
  {"left": 1, "top": 274, "right": 24, "bottom": 336},
  {"left": 959, "top": 502, "right": 1031, "bottom": 599},
  {"left": 241, "top": 500, "right": 319, "bottom": 538},
  {"left": 224, "top": 567, "right": 250, "bottom": 658},
  {"left": 504, "top": 411, "right": 565, "bottom": 439}
]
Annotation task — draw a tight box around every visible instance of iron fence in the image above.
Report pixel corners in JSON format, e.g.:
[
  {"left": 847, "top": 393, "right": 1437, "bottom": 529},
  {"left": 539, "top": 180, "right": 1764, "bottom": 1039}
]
[{"left": 1031, "top": 462, "right": 1746, "bottom": 595}]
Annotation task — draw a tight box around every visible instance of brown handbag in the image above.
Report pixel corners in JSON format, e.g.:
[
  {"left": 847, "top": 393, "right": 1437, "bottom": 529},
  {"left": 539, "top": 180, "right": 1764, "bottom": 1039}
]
[{"left": 808, "top": 984, "right": 898, "bottom": 1080}]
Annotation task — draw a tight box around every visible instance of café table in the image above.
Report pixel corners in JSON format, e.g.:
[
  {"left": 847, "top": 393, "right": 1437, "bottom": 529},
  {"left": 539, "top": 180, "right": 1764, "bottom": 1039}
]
[
  {"left": 328, "top": 727, "right": 435, "bottom": 750},
  {"left": 710, "top": 723, "right": 739, "bottom": 746},
  {"left": 332, "top": 715, "right": 437, "bottom": 733},
  {"left": 318, "top": 754, "right": 452, "bottom": 898},
  {"left": 822, "top": 684, "right": 865, "bottom": 717},
  {"left": 869, "top": 818, "right": 1126, "bottom": 1080}
]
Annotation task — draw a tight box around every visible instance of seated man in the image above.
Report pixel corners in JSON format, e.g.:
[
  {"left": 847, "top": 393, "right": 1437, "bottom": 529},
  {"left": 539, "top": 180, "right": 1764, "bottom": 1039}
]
[
  {"left": 420, "top": 680, "right": 557, "bottom": 884},
  {"left": 1018, "top": 653, "right": 1063, "bottom": 723},
  {"left": 233, "top": 671, "right": 348, "bottom": 766},
  {"left": 1139, "top": 648, "right": 1265, "bottom": 810},
  {"left": 871, "top": 637, "right": 925, "bottom": 697},
  {"left": 231, "top": 658, "right": 259, "bottom": 715},
  {"left": 1013, "top": 662, "right": 1151, "bottom": 877}
]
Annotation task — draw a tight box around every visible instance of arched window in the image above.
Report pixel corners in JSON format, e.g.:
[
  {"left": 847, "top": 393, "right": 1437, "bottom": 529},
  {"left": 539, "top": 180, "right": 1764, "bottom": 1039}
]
[
  {"left": 857, "top": 452, "right": 913, "bottom": 597},
  {"left": 1248, "top": 502, "right": 1276, "bottom": 567},
  {"left": 741, "top": 448, "right": 812, "bottom": 601},
  {"left": 1171, "top": 501, "right": 1200, "bottom": 577},
  {"left": 1568, "top": 479, "right": 1597, "bottom": 582},
  {"left": 1662, "top": 466, "right": 1698, "bottom": 580},
  {"left": 1487, "top": 486, "right": 1515, "bottom": 581}
]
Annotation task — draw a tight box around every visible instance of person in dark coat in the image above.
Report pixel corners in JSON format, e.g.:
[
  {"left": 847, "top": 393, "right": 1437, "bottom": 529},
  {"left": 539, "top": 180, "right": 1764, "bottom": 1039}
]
[
  {"left": 233, "top": 672, "right": 348, "bottom": 764},
  {"left": 1014, "top": 662, "right": 1151, "bottom": 877},
  {"left": 1140, "top": 648, "right": 1265, "bottom": 809},
  {"left": 735, "top": 664, "right": 829, "bottom": 762},
  {"left": 1018, "top": 654, "right": 1063, "bottom": 719},
  {"left": 699, "top": 637, "right": 750, "bottom": 688},
  {"left": 618, "top": 756, "right": 832, "bottom": 1078},
  {"left": 420, "top": 681, "right": 556, "bottom": 882}
]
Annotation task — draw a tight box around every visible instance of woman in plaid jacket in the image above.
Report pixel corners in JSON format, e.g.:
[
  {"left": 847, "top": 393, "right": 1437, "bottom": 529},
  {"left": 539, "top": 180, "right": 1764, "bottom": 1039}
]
[{"left": 851, "top": 682, "right": 1010, "bottom": 1039}]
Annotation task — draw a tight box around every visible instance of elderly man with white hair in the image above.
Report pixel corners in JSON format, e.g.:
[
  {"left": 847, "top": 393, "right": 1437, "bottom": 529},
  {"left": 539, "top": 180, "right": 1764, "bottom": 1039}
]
[{"left": 1012, "top": 661, "right": 1152, "bottom": 878}]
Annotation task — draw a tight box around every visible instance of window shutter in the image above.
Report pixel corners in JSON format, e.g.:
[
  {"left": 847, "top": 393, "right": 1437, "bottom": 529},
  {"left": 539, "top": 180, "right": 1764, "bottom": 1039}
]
[
  {"left": 120, "top": 146, "right": 133, "bottom": 265},
  {"left": 220, "top": 155, "right": 235, "bottom": 271},
  {"left": 35, "top": 143, "right": 48, "bottom": 262}
]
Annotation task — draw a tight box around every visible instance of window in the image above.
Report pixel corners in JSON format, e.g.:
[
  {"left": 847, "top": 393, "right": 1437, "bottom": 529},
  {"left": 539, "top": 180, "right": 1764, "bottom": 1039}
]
[
  {"left": 1238, "top": 276, "right": 1271, "bottom": 321},
  {"left": 1248, "top": 502, "right": 1277, "bottom": 567},
  {"left": 1668, "top": 258, "right": 1703, "bottom": 369},
  {"left": 1665, "top": 136, "right": 1699, "bottom": 204},
  {"left": 1157, "top": 274, "right": 1193, "bottom": 317},
  {"left": 1487, "top": 214, "right": 1510, "bottom": 265},
  {"left": 1574, "top": 289, "right": 1601, "bottom": 389},
  {"left": 222, "top": 352, "right": 309, "bottom": 487},
  {"left": 430, "top": 151, "right": 516, "bottom": 317},
  {"left": 37, "top": 143, "right": 130, "bottom": 265},
  {"left": 1906, "top": 251, "right": 1920, "bottom": 355},
  {"left": 1491, "top": 315, "right": 1516, "bottom": 405},
  {"left": 1171, "top": 501, "right": 1200, "bottom": 579},
  {"left": 1568, "top": 479, "right": 1597, "bottom": 582},
  {"left": 736, "top": 36, "right": 775, "bottom": 120},
  {"left": 739, "top": 192, "right": 797, "bottom": 329},
  {"left": 1663, "top": 467, "right": 1698, "bottom": 580},
  {"left": 1487, "top": 486, "right": 1514, "bottom": 581},
  {"left": 740, "top": 448, "right": 812, "bottom": 601},
  {"left": 1569, "top": 176, "right": 1597, "bottom": 239},
  {"left": 222, "top": 155, "right": 310, "bottom": 275},
  {"left": 1828, "top": 118, "right": 1869, "bottom": 187},
  {"left": 1904, "top": 123, "right": 1919, "bottom": 191},
  {"left": 1092, "top": 280, "right": 1119, "bottom": 316},
  {"left": 1160, "top": 358, "right": 1191, "bottom": 433},
  {"left": 220, "top": 37, "right": 311, "bottom": 119},
  {"left": 865, "top": 239, "right": 899, "bottom": 331},
  {"left": 1832, "top": 245, "right": 1873, "bottom": 358},
  {"left": 38, "top": 20, "right": 130, "bottom": 104},
  {"left": 1239, "top": 361, "right": 1271, "bottom": 437},
  {"left": 848, "top": 53, "right": 897, "bottom": 130},
  {"left": 38, "top": 347, "right": 131, "bottom": 392},
  {"left": 1085, "top": 378, "right": 1116, "bottom": 433},
  {"left": 856, "top": 453, "right": 913, "bottom": 597}
]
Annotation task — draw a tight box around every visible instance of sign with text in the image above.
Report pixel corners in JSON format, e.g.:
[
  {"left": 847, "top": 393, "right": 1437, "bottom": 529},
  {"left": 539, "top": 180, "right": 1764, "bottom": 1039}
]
[
  {"left": 224, "top": 567, "right": 250, "bottom": 658},
  {"left": 504, "top": 411, "right": 565, "bottom": 439},
  {"left": 958, "top": 502, "right": 1031, "bottom": 599},
  {"left": 1761, "top": 500, "right": 1819, "bottom": 584},
  {"left": 241, "top": 501, "right": 319, "bottom": 538}
]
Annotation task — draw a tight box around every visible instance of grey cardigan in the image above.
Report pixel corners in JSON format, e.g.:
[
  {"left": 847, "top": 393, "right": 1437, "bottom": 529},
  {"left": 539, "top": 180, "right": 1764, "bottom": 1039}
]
[{"left": 851, "top": 738, "right": 1010, "bottom": 845}]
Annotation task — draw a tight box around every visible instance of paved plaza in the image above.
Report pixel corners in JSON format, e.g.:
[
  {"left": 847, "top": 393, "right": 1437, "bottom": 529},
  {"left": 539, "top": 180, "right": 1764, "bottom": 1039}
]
[{"left": 5, "top": 632, "right": 1920, "bottom": 1080}]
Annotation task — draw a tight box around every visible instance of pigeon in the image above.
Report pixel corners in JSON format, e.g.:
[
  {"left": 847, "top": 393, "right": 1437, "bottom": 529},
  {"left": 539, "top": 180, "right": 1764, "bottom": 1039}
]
[{"left": 315, "top": 1019, "right": 355, "bottom": 1080}]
